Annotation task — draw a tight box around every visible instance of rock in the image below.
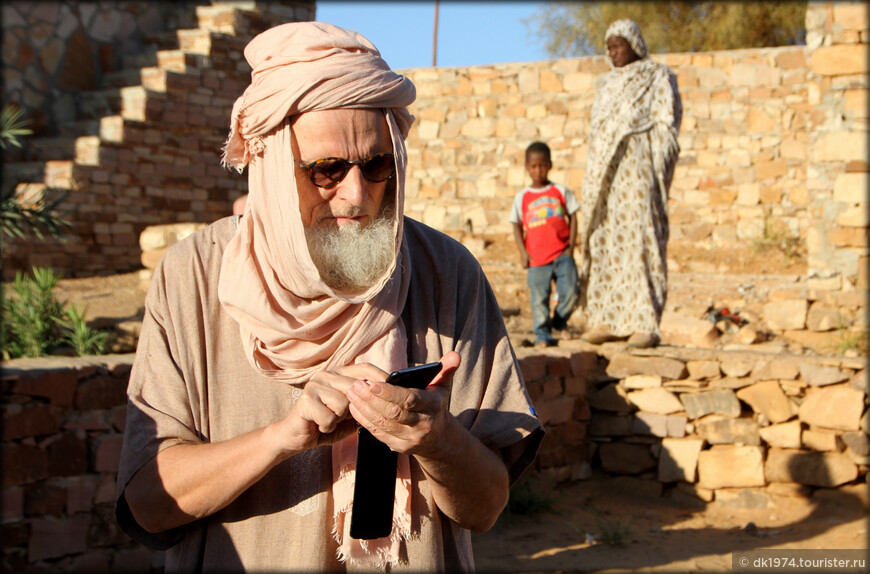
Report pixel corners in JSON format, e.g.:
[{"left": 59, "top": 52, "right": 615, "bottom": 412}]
[
  {"left": 766, "top": 482, "right": 813, "bottom": 498},
  {"left": 735, "top": 381, "right": 795, "bottom": 424},
  {"left": 660, "top": 311, "right": 720, "bottom": 349},
  {"left": 675, "top": 481, "right": 715, "bottom": 502},
  {"left": 679, "top": 390, "right": 742, "bottom": 420},
  {"left": 799, "top": 384, "right": 864, "bottom": 431},
  {"left": 840, "top": 432, "right": 870, "bottom": 456},
  {"left": 27, "top": 517, "right": 91, "bottom": 562},
  {"left": 624, "top": 374, "right": 662, "bottom": 389},
  {"left": 461, "top": 237, "right": 486, "bottom": 257},
  {"left": 686, "top": 360, "right": 721, "bottom": 380},
  {"left": 632, "top": 412, "right": 687, "bottom": 437},
  {"left": 751, "top": 358, "right": 800, "bottom": 380},
  {"left": 720, "top": 357, "right": 755, "bottom": 378},
  {"left": 802, "top": 428, "right": 842, "bottom": 452},
  {"left": 765, "top": 448, "right": 858, "bottom": 487},
  {"left": 799, "top": 361, "right": 850, "bottom": 386},
  {"left": 589, "top": 414, "right": 633, "bottom": 437},
  {"left": 759, "top": 420, "right": 802, "bottom": 449},
  {"left": 806, "top": 304, "right": 841, "bottom": 332},
  {"left": 598, "top": 442, "right": 657, "bottom": 474},
  {"left": 716, "top": 488, "right": 772, "bottom": 510},
  {"left": 851, "top": 369, "right": 867, "bottom": 392},
  {"left": 736, "top": 325, "right": 763, "bottom": 344},
  {"left": 139, "top": 222, "right": 206, "bottom": 251},
  {"left": 698, "top": 445, "right": 766, "bottom": 489},
  {"left": 658, "top": 437, "right": 704, "bottom": 482},
  {"left": 587, "top": 383, "right": 633, "bottom": 414},
  {"left": 627, "top": 388, "right": 685, "bottom": 415},
  {"left": 606, "top": 353, "right": 689, "bottom": 380},
  {"left": 763, "top": 300, "right": 807, "bottom": 331},
  {"left": 694, "top": 415, "right": 760, "bottom": 445},
  {"left": 570, "top": 460, "right": 592, "bottom": 481}
]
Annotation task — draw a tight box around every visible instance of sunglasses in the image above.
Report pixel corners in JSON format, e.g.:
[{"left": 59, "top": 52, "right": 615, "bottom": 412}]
[{"left": 293, "top": 152, "right": 395, "bottom": 189}]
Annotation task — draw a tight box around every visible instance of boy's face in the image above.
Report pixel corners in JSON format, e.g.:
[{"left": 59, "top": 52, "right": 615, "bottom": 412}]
[{"left": 526, "top": 152, "right": 551, "bottom": 188}]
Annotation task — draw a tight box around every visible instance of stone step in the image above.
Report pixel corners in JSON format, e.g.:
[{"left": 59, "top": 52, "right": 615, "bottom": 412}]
[
  {"left": 78, "top": 88, "right": 123, "bottom": 120},
  {"left": 2, "top": 162, "right": 47, "bottom": 189},
  {"left": 196, "top": 3, "right": 252, "bottom": 32},
  {"left": 3, "top": 160, "right": 77, "bottom": 192},
  {"left": 19, "top": 136, "right": 78, "bottom": 162},
  {"left": 142, "top": 30, "right": 184, "bottom": 51},
  {"left": 177, "top": 28, "right": 214, "bottom": 55},
  {"left": 56, "top": 120, "right": 100, "bottom": 138},
  {"left": 102, "top": 68, "right": 144, "bottom": 89}
]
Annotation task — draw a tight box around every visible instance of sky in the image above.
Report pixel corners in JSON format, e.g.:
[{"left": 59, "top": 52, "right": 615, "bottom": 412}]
[{"left": 315, "top": 1, "right": 551, "bottom": 70}]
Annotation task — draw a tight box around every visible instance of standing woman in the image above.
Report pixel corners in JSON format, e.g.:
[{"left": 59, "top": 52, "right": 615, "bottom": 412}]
[{"left": 579, "top": 19, "right": 682, "bottom": 348}]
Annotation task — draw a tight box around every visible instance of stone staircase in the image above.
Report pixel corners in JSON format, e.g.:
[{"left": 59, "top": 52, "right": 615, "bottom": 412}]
[{"left": 3, "top": 1, "right": 311, "bottom": 277}]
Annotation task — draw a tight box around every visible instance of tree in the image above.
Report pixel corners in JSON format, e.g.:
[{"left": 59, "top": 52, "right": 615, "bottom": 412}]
[
  {"left": 525, "top": 1, "right": 807, "bottom": 58},
  {"left": 0, "top": 105, "right": 70, "bottom": 240}
]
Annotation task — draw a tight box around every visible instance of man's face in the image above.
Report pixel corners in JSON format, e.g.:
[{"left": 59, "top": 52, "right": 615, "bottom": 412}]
[
  {"left": 606, "top": 36, "right": 640, "bottom": 68},
  {"left": 291, "top": 108, "right": 393, "bottom": 229}
]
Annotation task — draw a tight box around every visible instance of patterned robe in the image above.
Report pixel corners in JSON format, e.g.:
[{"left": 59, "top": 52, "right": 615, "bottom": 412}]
[{"left": 579, "top": 55, "right": 682, "bottom": 337}]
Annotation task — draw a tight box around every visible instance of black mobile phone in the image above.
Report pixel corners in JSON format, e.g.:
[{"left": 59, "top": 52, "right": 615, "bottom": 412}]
[{"left": 349, "top": 361, "right": 442, "bottom": 540}]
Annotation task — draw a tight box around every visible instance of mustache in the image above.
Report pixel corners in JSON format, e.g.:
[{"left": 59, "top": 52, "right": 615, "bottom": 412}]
[{"left": 315, "top": 205, "right": 366, "bottom": 225}]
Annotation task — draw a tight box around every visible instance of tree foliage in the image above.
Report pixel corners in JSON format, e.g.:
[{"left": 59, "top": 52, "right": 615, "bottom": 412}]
[
  {"left": 1, "top": 104, "right": 71, "bottom": 240},
  {"left": 525, "top": 1, "right": 807, "bottom": 57}
]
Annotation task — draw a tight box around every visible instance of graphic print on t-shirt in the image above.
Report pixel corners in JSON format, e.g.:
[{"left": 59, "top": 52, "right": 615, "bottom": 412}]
[{"left": 526, "top": 195, "right": 566, "bottom": 229}]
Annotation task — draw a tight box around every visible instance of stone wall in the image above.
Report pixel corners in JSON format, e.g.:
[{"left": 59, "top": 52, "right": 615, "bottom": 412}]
[
  {"left": 2, "top": 1, "right": 315, "bottom": 278},
  {"left": 520, "top": 345, "right": 868, "bottom": 509},
  {"left": 2, "top": 356, "right": 141, "bottom": 572},
  {"left": 3, "top": 347, "right": 866, "bottom": 569},
  {"left": 399, "top": 0, "right": 867, "bottom": 296}
]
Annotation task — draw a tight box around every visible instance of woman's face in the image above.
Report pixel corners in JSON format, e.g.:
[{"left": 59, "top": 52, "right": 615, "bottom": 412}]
[{"left": 606, "top": 36, "right": 640, "bottom": 68}]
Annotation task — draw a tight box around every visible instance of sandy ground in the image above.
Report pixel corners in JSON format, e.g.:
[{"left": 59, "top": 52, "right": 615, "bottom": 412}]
[{"left": 472, "top": 472, "right": 868, "bottom": 573}]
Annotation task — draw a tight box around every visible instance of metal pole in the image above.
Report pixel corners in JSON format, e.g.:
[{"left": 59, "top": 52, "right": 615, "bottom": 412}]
[{"left": 432, "top": 0, "right": 439, "bottom": 67}]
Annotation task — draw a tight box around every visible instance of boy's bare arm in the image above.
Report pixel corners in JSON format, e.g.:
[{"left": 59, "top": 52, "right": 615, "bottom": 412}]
[
  {"left": 567, "top": 212, "right": 578, "bottom": 256},
  {"left": 511, "top": 222, "right": 530, "bottom": 268}
]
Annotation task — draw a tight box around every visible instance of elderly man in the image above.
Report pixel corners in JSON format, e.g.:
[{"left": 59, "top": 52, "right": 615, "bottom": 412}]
[{"left": 115, "top": 22, "right": 542, "bottom": 572}]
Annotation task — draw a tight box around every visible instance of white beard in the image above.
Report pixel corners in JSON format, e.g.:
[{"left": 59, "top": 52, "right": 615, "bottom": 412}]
[{"left": 305, "top": 215, "right": 396, "bottom": 293}]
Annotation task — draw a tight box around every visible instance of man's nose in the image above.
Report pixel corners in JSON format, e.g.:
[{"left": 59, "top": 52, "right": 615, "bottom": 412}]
[{"left": 333, "top": 165, "right": 367, "bottom": 205}]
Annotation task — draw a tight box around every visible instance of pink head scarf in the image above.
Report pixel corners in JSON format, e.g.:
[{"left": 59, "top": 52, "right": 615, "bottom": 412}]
[
  {"left": 216, "top": 23, "right": 420, "bottom": 567},
  {"left": 218, "top": 22, "right": 417, "bottom": 383}
]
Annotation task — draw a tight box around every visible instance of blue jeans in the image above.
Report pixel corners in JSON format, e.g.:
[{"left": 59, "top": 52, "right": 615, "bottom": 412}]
[{"left": 527, "top": 252, "right": 579, "bottom": 343}]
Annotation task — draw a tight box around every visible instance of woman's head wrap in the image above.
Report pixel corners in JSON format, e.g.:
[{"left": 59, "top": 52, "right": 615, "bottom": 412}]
[{"left": 604, "top": 19, "right": 649, "bottom": 60}]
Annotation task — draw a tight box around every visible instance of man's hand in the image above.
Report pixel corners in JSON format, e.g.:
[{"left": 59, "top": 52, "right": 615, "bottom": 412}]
[
  {"left": 268, "top": 362, "right": 388, "bottom": 459},
  {"left": 345, "top": 352, "right": 460, "bottom": 456},
  {"left": 345, "top": 352, "right": 509, "bottom": 532}
]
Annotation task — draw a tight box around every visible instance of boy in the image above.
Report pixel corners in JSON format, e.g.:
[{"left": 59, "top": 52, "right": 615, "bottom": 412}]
[{"left": 509, "top": 141, "right": 580, "bottom": 348}]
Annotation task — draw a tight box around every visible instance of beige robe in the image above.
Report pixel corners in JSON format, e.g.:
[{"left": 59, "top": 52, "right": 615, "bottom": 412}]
[
  {"left": 116, "top": 215, "right": 543, "bottom": 572},
  {"left": 579, "top": 58, "right": 682, "bottom": 337}
]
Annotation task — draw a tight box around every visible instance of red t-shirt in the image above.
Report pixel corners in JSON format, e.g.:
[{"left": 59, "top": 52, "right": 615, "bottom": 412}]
[{"left": 518, "top": 185, "right": 571, "bottom": 267}]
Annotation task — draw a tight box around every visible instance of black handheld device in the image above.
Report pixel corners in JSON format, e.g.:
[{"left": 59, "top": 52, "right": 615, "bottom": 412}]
[{"left": 349, "top": 361, "right": 442, "bottom": 540}]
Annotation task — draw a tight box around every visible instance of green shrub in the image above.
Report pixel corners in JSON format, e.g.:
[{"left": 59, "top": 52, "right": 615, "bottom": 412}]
[
  {"left": 2, "top": 267, "right": 110, "bottom": 359},
  {"left": 60, "top": 304, "right": 109, "bottom": 356}
]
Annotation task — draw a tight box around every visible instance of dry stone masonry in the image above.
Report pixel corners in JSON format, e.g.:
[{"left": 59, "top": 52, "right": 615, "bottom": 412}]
[{"left": 520, "top": 344, "right": 868, "bottom": 510}]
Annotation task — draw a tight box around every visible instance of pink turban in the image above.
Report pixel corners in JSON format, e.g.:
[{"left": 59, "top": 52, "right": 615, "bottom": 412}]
[{"left": 221, "top": 21, "right": 416, "bottom": 171}]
